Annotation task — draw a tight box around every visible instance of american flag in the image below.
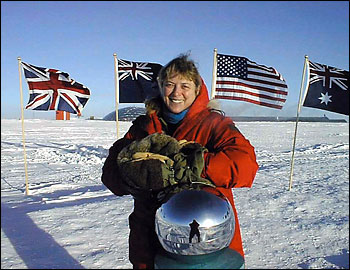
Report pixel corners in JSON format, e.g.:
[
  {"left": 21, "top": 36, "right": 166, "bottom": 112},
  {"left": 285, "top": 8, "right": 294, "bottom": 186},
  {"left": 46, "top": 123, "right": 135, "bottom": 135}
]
[
  {"left": 303, "top": 60, "right": 349, "bottom": 115},
  {"left": 118, "top": 59, "right": 162, "bottom": 103},
  {"left": 21, "top": 62, "right": 90, "bottom": 115},
  {"left": 214, "top": 54, "right": 288, "bottom": 109}
]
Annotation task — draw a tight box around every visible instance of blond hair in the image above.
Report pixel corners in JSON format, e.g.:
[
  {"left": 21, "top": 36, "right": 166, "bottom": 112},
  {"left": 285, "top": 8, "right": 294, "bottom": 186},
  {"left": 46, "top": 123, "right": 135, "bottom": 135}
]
[{"left": 157, "top": 54, "right": 202, "bottom": 91}]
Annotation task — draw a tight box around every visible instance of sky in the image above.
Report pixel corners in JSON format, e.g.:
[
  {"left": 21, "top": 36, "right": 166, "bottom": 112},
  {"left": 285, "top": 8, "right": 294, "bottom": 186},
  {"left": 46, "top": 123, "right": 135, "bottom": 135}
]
[
  {"left": 1, "top": 119, "right": 349, "bottom": 268},
  {"left": 1, "top": 1, "right": 349, "bottom": 120}
]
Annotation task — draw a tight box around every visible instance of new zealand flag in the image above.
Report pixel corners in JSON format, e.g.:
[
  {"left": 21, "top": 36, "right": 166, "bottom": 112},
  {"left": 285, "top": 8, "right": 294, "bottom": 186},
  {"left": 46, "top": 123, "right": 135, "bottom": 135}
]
[
  {"left": 303, "top": 60, "right": 349, "bottom": 115},
  {"left": 118, "top": 59, "right": 162, "bottom": 103}
]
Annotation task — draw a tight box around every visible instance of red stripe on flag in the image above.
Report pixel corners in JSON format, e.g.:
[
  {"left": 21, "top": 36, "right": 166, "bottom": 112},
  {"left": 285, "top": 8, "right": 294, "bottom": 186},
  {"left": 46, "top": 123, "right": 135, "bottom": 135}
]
[{"left": 214, "top": 95, "right": 283, "bottom": 109}]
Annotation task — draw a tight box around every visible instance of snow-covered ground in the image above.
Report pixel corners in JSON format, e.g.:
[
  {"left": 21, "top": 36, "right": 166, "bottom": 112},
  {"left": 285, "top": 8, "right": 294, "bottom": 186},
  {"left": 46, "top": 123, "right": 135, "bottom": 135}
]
[{"left": 1, "top": 118, "right": 349, "bottom": 269}]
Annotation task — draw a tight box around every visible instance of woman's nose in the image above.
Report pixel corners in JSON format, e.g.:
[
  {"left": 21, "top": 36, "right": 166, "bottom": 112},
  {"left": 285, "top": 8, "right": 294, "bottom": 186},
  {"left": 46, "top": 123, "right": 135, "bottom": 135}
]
[{"left": 172, "top": 84, "right": 182, "bottom": 96}]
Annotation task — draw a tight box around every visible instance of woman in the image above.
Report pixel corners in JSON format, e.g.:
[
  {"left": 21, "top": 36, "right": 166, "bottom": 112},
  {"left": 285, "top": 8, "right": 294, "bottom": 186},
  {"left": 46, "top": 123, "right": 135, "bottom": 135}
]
[{"left": 102, "top": 54, "right": 259, "bottom": 269}]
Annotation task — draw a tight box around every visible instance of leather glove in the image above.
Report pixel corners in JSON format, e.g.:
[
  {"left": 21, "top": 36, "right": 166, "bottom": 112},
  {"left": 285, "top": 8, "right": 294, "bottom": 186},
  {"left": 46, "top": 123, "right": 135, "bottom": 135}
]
[
  {"left": 118, "top": 152, "right": 175, "bottom": 192},
  {"left": 154, "top": 143, "right": 215, "bottom": 204},
  {"left": 118, "top": 133, "right": 181, "bottom": 163},
  {"left": 117, "top": 134, "right": 181, "bottom": 201},
  {"left": 117, "top": 134, "right": 215, "bottom": 204},
  {"left": 173, "top": 142, "right": 214, "bottom": 187}
]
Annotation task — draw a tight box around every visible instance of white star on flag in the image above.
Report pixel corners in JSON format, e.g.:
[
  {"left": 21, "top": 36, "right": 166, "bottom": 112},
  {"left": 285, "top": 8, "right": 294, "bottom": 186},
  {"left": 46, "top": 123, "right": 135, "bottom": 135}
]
[{"left": 318, "top": 92, "right": 332, "bottom": 105}]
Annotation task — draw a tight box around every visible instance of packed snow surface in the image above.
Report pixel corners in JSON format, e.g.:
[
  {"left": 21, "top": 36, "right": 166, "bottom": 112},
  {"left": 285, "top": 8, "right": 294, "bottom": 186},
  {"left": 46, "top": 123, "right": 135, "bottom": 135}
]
[{"left": 1, "top": 119, "right": 349, "bottom": 269}]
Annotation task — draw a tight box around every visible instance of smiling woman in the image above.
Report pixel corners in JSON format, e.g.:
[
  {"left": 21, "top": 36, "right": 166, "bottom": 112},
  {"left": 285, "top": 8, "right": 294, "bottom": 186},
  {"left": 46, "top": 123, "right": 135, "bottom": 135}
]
[
  {"left": 101, "top": 53, "right": 259, "bottom": 268},
  {"left": 157, "top": 55, "right": 202, "bottom": 114}
]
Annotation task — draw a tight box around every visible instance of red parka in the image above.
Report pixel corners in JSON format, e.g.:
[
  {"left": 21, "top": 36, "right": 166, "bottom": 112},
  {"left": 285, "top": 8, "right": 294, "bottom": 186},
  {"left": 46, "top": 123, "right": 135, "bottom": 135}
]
[{"left": 102, "top": 80, "right": 259, "bottom": 266}]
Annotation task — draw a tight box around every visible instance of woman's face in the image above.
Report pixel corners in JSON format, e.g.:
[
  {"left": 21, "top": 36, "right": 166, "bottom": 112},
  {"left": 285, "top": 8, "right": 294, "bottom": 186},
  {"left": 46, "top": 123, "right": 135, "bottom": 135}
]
[{"left": 161, "top": 74, "right": 199, "bottom": 114}]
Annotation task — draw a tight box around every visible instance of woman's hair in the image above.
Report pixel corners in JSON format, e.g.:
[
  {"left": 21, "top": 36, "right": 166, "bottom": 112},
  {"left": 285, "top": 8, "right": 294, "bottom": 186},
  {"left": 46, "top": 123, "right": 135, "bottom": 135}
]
[{"left": 157, "top": 54, "right": 202, "bottom": 90}]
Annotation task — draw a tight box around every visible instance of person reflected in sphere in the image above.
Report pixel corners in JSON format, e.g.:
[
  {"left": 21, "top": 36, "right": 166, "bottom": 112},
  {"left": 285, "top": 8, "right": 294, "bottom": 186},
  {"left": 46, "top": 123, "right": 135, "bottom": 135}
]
[{"left": 189, "top": 219, "right": 200, "bottom": 243}]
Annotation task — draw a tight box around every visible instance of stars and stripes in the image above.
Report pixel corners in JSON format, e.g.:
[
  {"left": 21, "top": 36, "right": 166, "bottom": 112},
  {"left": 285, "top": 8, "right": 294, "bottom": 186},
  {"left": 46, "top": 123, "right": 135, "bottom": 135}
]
[
  {"left": 303, "top": 60, "right": 349, "bottom": 115},
  {"left": 21, "top": 62, "right": 90, "bottom": 115},
  {"left": 214, "top": 53, "right": 288, "bottom": 109},
  {"left": 117, "top": 59, "right": 162, "bottom": 103}
]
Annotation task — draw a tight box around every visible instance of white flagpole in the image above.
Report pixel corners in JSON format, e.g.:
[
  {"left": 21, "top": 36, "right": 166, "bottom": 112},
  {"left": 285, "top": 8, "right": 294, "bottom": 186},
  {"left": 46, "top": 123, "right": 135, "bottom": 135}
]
[
  {"left": 289, "top": 55, "right": 309, "bottom": 191},
  {"left": 113, "top": 53, "right": 120, "bottom": 139},
  {"left": 17, "top": 57, "right": 29, "bottom": 195},
  {"left": 210, "top": 48, "right": 218, "bottom": 99}
]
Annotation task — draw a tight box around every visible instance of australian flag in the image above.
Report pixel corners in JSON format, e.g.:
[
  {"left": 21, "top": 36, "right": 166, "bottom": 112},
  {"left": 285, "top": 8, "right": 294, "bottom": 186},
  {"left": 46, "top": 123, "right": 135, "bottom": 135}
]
[
  {"left": 21, "top": 62, "right": 91, "bottom": 115},
  {"left": 118, "top": 59, "right": 162, "bottom": 103},
  {"left": 303, "top": 60, "right": 349, "bottom": 115}
]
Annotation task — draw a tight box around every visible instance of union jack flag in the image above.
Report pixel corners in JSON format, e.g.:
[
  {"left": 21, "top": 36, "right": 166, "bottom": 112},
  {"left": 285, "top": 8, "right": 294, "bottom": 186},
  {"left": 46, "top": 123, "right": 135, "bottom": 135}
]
[
  {"left": 303, "top": 60, "right": 349, "bottom": 115},
  {"left": 21, "top": 62, "right": 91, "bottom": 115},
  {"left": 308, "top": 61, "right": 348, "bottom": 90},
  {"left": 118, "top": 59, "right": 162, "bottom": 103}
]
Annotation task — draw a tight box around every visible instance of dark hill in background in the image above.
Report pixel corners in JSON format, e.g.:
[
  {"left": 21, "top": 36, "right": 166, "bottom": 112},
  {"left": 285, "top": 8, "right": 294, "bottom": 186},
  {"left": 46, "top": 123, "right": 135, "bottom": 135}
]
[{"left": 103, "top": 107, "right": 146, "bottom": 121}]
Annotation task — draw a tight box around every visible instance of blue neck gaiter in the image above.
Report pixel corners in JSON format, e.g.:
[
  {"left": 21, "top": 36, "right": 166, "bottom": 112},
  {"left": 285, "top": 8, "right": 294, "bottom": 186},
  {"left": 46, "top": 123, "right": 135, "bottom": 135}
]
[{"left": 162, "top": 105, "right": 189, "bottom": 124}]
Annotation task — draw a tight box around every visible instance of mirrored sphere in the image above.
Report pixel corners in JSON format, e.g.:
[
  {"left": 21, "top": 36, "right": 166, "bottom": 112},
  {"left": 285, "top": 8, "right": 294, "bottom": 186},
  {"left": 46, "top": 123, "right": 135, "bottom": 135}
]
[{"left": 155, "top": 189, "right": 235, "bottom": 255}]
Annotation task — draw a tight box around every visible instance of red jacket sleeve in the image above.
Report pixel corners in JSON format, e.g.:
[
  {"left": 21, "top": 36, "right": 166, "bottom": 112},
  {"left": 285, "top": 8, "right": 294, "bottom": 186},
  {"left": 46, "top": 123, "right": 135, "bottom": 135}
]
[
  {"left": 201, "top": 118, "right": 259, "bottom": 188},
  {"left": 101, "top": 137, "right": 133, "bottom": 196}
]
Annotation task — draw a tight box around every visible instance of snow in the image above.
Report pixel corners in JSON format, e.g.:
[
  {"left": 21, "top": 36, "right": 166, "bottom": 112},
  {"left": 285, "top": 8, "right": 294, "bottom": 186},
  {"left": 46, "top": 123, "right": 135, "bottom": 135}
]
[{"left": 1, "top": 118, "right": 349, "bottom": 269}]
